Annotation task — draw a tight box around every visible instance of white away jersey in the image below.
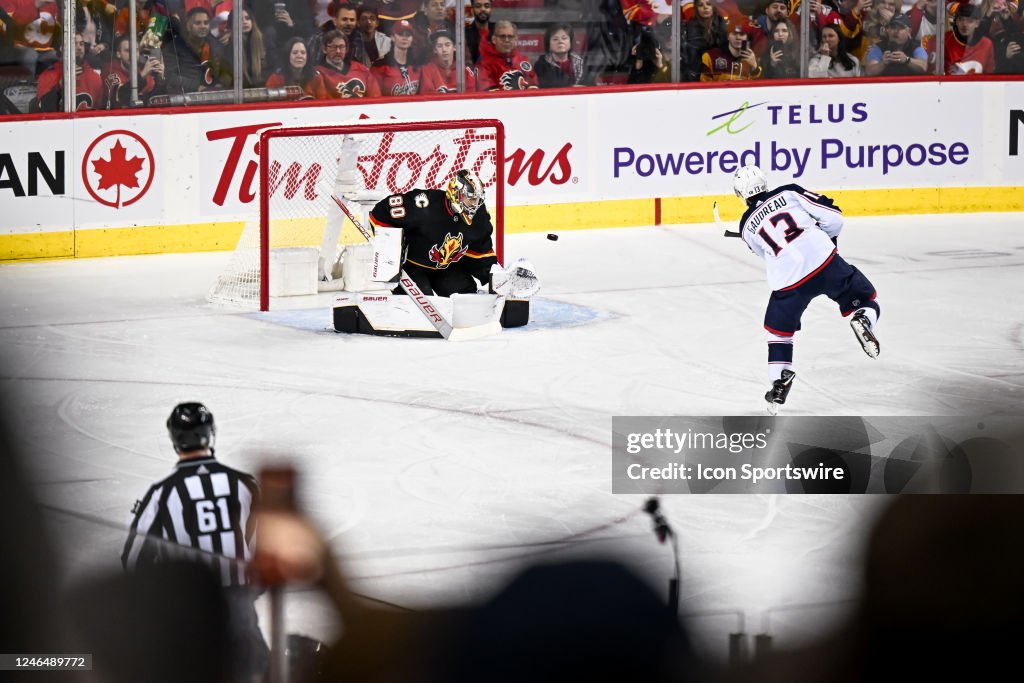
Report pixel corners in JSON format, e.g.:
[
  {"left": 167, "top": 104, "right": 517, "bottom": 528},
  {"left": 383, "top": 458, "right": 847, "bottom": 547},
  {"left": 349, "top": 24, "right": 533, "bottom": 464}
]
[{"left": 739, "top": 184, "right": 844, "bottom": 291}]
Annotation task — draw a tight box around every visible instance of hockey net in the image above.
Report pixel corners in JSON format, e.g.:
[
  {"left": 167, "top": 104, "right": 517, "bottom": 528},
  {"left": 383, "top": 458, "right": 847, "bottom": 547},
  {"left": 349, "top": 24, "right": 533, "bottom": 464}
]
[{"left": 208, "top": 118, "right": 506, "bottom": 310}]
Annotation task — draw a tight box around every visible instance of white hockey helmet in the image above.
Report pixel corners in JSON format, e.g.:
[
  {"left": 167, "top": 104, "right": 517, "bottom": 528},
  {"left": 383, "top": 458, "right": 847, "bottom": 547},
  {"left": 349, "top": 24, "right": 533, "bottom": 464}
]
[
  {"left": 446, "top": 169, "right": 485, "bottom": 223},
  {"left": 733, "top": 165, "right": 768, "bottom": 204}
]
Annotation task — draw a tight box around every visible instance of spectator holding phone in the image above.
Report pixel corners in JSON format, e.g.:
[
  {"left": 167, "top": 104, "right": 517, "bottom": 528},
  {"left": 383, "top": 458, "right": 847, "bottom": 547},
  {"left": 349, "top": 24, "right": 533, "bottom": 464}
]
[
  {"left": 979, "top": 0, "right": 1024, "bottom": 73},
  {"left": 627, "top": 27, "right": 670, "bottom": 83},
  {"left": 101, "top": 33, "right": 165, "bottom": 108},
  {"left": 864, "top": 13, "right": 927, "bottom": 75},
  {"left": 700, "top": 18, "right": 761, "bottom": 80},
  {"left": 254, "top": 0, "right": 313, "bottom": 46},
  {"left": 764, "top": 18, "right": 800, "bottom": 78}
]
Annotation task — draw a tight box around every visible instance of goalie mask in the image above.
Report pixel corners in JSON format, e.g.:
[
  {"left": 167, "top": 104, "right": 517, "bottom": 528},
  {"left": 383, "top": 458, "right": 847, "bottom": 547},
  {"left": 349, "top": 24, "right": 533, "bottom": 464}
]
[
  {"left": 733, "top": 165, "right": 768, "bottom": 205},
  {"left": 167, "top": 402, "right": 215, "bottom": 454},
  {"left": 446, "top": 169, "right": 485, "bottom": 224}
]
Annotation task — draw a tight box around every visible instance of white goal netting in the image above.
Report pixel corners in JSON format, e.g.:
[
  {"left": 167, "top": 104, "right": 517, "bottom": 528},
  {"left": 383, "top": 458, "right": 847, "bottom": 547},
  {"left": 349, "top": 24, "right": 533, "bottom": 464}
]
[{"left": 208, "top": 118, "right": 505, "bottom": 310}]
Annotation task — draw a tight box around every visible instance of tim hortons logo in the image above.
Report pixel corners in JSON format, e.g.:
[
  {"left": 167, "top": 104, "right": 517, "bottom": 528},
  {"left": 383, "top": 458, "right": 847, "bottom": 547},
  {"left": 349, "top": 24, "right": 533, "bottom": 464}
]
[{"left": 206, "top": 123, "right": 574, "bottom": 207}]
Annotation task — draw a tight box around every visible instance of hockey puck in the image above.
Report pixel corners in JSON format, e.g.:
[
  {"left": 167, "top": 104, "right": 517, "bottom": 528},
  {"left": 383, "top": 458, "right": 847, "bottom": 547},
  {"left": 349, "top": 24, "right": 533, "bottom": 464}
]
[{"left": 547, "top": 233, "right": 559, "bottom": 241}]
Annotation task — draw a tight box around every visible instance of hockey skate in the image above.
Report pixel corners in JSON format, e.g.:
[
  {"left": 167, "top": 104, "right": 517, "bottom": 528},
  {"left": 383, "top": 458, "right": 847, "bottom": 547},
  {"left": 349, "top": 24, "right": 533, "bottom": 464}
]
[
  {"left": 850, "top": 311, "right": 880, "bottom": 359},
  {"left": 765, "top": 369, "right": 796, "bottom": 415}
]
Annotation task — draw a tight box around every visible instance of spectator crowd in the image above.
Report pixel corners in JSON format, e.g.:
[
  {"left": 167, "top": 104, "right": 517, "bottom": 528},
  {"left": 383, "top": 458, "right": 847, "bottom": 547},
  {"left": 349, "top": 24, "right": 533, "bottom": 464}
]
[{"left": 0, "top": 0, "right": 1020, "bottom": 113}]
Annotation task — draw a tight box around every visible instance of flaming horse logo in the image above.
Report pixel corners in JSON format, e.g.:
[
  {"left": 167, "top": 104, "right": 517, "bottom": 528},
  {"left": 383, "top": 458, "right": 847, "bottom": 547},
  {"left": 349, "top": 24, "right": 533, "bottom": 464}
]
[{"left": 428, "top": 233, "right": 469, "bottom": 269}]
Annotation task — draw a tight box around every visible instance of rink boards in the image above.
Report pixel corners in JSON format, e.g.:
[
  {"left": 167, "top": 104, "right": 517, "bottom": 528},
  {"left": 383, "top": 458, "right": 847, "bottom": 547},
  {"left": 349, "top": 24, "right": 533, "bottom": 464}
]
[{"left": 2, "top": 78, "right": 1022, "bottom": 260}]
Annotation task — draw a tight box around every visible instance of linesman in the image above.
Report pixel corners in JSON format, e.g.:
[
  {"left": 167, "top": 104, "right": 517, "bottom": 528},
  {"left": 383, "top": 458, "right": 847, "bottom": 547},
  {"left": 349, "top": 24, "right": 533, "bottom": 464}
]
[{"left": 122, "top": 402, "right": 267, "bottom": 680}]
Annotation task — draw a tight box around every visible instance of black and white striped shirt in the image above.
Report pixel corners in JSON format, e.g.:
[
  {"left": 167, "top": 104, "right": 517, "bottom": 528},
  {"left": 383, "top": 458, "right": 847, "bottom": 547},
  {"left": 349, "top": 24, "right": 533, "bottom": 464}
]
[{"left": 122, "top": 455, "right": 260, "bottom": 587}]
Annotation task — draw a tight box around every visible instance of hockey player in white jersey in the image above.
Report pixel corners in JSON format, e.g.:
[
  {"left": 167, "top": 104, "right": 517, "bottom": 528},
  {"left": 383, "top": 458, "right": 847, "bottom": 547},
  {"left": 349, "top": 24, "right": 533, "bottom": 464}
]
[{"left": 731, "top": 165, "right": 880, "bottom": 414}]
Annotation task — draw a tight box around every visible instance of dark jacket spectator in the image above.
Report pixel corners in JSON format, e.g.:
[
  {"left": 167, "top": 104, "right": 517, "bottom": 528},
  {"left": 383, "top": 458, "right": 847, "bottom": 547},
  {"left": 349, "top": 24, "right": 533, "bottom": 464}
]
[
  {"left": 533, "top": 23, "right": 589, "bottom": 88},
  {"left": 252, "top": 0, "right": 313, "bottom": 47},
  {"left": 682, "top": 0, "right": 727, "bottom": 81},
  {"left": 162, "top": 5, "right": 230, "bottom": 94},
  {"left": 465, "top": 0, "right": 494, "bottom": 64},
  {"left": 763, "top": 18, "right": 800, "bottom": 78},
  {"left": 627, "top": 27, "right": 670, "bottom": 83},
  {"left": 219, "top": 7, "right": 274, "bottom": 87}
]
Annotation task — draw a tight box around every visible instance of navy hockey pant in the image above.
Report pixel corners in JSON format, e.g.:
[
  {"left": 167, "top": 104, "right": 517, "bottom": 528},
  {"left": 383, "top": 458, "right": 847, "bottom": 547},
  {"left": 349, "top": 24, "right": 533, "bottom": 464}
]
[{"left": 763, "top": 252, "right": 878, "bottom": 337}]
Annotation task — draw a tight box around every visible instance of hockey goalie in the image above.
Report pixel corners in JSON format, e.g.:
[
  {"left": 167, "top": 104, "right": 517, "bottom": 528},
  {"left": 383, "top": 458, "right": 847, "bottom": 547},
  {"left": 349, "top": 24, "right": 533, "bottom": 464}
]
[{"left": 331, "top": 160, "right": 539, "bottom": 339}]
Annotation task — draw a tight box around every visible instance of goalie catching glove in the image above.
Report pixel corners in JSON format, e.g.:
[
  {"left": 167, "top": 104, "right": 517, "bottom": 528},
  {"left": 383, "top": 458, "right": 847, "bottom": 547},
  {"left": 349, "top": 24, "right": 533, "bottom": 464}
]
[{"left": 490, "top": 258, "right": 541, "bottom": 299}]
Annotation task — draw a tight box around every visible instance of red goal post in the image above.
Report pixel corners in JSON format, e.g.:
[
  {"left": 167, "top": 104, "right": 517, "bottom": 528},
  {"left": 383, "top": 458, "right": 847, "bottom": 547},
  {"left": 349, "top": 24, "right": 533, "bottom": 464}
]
[{"left": 208, "top": 118, "right": 505, "bottom": 311}]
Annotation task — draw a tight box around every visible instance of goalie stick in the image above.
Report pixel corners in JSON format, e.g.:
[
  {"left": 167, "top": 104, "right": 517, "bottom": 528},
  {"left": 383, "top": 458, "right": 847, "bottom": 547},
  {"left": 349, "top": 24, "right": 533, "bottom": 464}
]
[
  {"left": 716, "top": 202, "right": 742, "bottom": 238},
  {"left": 331, "top": 195, "right": 502, "bottom": 342}
]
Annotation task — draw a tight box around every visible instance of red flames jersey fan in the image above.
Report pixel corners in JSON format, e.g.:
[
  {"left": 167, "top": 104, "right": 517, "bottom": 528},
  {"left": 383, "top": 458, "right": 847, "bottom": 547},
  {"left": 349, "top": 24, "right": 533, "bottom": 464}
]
[{"left": 368, "top": 170, "right": 497, "bottom": 297}]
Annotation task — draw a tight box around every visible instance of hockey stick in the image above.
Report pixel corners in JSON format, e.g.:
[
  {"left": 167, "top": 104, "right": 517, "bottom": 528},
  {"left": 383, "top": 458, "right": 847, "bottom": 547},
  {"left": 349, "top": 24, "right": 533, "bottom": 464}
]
[
  {"left": 331, "top": 195, "right": 501, "bottom": 341},
  {"left": 715, "top": 202, "right": 742, "bottom": 238}
]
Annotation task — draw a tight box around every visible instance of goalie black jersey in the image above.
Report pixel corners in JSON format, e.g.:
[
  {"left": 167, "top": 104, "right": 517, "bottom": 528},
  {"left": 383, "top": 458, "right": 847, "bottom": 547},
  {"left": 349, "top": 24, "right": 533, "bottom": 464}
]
[{"left": 368, "top": 188, "right": 497, "bottom": 284}]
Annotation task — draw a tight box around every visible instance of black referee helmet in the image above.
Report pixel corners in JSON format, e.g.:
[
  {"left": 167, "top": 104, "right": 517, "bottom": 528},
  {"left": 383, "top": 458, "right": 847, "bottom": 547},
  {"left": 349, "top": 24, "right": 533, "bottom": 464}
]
[{"left": 167, "top": 402, "right": 216, "bottom": 454}]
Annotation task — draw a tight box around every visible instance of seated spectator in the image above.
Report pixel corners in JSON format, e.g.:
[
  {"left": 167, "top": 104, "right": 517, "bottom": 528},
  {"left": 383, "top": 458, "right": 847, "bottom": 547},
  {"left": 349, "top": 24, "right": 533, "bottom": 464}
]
[
  {"left": 928, "top": 3, "right": 996, "bottom": 73},
  {"left": 764, "top": 17, "right": 800, "bottom": 78},
  {"left": 265, "top": 36, "right": 325, "bottom": 99},
  {"left": 858, "top": 0, "right": 900, "bottom": 59},
  {"left": 253, "top": 0, "right": 313, "bottom": 47},
  {"left": 33, "top": 32, "right": 104, "bottom": 111},
  {"left": 682, "top": 0, "right": 727, "bottom": 81},
  {"left": 907, "top": 0, "right": 939, "bottom": 43},
  {"left": 420, "top": 29, "right": 475, "bottom": 92},
  {"left": 316, "top": 29, "right": 380, "bottom": 98},
  {"left": 533, "top": 23, "right": 589, "bottom": 88},
  {"left": 377, "top": 0, "right": 420, "bottom": 26},
  {"left": 465, "top": 0, "right": 493, "bottom": 65},
  {"left": 371, "top": 19, "right": 421, "bottom": 96},
  {"left": 355, "top": 4, "right": 391, "bottom": 66},
  {"left": 77, "top": 2, "right": 118, "bottom": 64},
  {"left": 808, "top": 21, "right": 863, "bottom": 77},
  {"left": 1, "top": 0, "right": 41, "bottom": 76},
  {"left": 115, "top": 0, "right": 168, "bottom": 38},
  {"left": 162, "top": 2, "right": 230, "bottom": 95},
  {"left": 476, "top": 19, "right": 538, "bottom": 90},
  {"left": 101, "top": 34, "right": 165, "bottom": 108},
  {"left": 700, "top": 18, "right": 762, "bottom": 80},
  {"left": 620, "top": 0, "right": 672, "bottom": 31},
  {"left": 412, "top": 0, "right": 454, "bottom": 64},
  {"left": 750, "top": 0, "right": 793, "bottom": 57},
  {"left": 986, "top": 0, "right": 1024, "bottom": 73},
  {"left": 218, "top": 7, "right": 274, "bottom": 87},
  {"left": 864, "top": 13, "right": 927, "bottom": 75},
  {"left": 310, "top": 3, "right": 373, "bottom": 74},
  {"left": 979, "top": 0, "right": 1023, "bottom": 46},
  {"left": 17, "top": 1, "right": 59, "bottom": 73},
  {"left": 627, "top": 27, "right": 670, "bottom": 83}
]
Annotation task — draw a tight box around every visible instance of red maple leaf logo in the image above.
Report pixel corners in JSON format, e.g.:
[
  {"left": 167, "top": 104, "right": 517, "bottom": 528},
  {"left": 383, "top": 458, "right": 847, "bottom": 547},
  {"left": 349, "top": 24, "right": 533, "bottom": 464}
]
[{"left": 92, "top": 140, "right": 145, "bottom": 207}]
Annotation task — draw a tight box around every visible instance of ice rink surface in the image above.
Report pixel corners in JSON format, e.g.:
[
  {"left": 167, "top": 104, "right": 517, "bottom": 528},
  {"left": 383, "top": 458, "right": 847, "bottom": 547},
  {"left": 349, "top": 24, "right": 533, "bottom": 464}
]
[{"left": 2, "top": 212, "right": 1022, "bottom": 657}]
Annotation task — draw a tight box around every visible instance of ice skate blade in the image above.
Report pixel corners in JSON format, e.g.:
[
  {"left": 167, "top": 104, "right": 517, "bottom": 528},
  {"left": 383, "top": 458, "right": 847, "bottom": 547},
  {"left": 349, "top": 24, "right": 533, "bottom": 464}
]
[
  {"left": 766, "top": 401, "right": 780, "bottom": 416},
  {"left": 850, "top": 316, "right": 880, "bottom": 359}
]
